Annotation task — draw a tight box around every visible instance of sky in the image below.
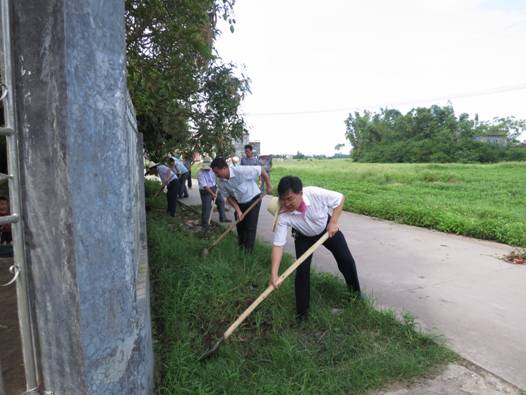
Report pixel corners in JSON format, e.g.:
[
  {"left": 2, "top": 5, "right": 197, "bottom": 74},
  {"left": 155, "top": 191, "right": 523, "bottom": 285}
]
[{"left": 215, "top": 0, "right": 526, "bottom": 156}]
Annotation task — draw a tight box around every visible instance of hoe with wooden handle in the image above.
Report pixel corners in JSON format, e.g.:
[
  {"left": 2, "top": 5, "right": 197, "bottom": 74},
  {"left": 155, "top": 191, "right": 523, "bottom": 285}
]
[
  {"left": 199, "top": 232, "right": 329, "bottom": 361},
  {"left": 207, "top": 195, "right": 217, "bottom": 226},
  {"left": 201, "top": 194, "right": 265, "bottom": 257}
]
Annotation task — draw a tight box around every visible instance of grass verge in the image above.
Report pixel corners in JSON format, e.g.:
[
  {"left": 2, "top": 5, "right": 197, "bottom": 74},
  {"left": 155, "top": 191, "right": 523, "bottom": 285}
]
[{"left": 146, "top": 181, "right": 456, "bottom": 394}]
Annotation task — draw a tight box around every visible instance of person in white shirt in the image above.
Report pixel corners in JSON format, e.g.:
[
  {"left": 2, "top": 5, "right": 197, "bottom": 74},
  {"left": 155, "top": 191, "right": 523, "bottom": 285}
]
[
  {"left": 268, "top": 176, "right": 361, "bottom": 322},
  {"left": 147, "top": 163, "right": 179, "bottom": 217},
  {"left": 211, "top": 157, "right": 272, "bottom": 252},
  {"left": 197, "top": 160, "right": 231, "bottom": 228}
]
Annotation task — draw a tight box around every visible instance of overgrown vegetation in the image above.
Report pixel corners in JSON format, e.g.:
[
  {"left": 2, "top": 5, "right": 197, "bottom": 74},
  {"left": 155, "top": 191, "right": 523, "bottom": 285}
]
[
  {"left": 346, "top": 105, "right": 526, "bottom": 163},
  {"left": 125, "top": 0, "right": 249, "bottom": 160},
  {"left": 146, "top": 181, "right": 455, "bottom": 394},
  {"left": 271, "top": 160, "right": 526, "bottom": 247}
]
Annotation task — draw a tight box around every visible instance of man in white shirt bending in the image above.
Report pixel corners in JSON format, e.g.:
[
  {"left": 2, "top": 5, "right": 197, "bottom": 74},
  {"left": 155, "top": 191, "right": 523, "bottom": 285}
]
[
  {"left": 211, "top": 157, "right": 272, "bottom": 252},
  {"left": 268, "top": 176, "right": 361, "bottom": 322},
  {"left": 147, "top": 163, "right": 179, "bottom": 217}
]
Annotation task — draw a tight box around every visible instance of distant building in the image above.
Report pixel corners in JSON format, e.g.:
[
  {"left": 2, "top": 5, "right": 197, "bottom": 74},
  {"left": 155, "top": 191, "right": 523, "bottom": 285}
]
[
  {"left": 249, "top": 141, "right": 261, "bottom": 156},
  {"left": 232, "top": 133, "right": 264, "bottom": 158},
  {"left": 233, "top": 131, "right": 250, "bottom": 157},
  {"left": 473, "top": 135, "right": 508, "bottom": 146}
]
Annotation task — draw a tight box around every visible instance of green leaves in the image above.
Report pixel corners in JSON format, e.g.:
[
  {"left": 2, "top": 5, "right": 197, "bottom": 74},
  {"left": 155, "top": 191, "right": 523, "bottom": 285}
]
[
  {"left": 345, "top": 105, "right": 526, "bottom": 163},
  {"left": 125, "top": 0, "right": 249, "bottom": 161}
]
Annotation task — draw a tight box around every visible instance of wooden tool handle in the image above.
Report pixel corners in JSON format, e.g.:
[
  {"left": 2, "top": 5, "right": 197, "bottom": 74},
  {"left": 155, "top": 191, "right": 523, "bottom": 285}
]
[
  {"left": 208, "top": 194, "right": 265, "bottom": 251},
  {"left": 207, "top": 196, "right": 217, "bottom": 225},
  {"left": 223, "top": 232, "right": 329, "bottom": 340}
]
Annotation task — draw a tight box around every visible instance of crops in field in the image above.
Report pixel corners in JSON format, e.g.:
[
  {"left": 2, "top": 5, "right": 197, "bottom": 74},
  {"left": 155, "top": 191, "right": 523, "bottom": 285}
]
[{"left": 271, "top": 160, "right": 526, "bottom": 247}]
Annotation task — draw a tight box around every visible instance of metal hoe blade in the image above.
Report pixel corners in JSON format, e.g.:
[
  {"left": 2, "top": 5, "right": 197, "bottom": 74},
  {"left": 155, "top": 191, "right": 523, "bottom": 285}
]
[{"left": 198, "top": 336, "right": 225, "bottom": 361}]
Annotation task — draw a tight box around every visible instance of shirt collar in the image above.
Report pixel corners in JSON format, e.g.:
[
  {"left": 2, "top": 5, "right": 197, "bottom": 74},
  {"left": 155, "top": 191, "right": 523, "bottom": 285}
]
[{"left": 289, "top": 194, "right": 310, "bottom": 215}]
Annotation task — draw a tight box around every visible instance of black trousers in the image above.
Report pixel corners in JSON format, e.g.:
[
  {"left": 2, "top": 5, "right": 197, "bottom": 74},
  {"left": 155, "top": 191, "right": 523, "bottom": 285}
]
[
  {"left": 1, "top": 231, "right": 12, "bottom": 244},
  {"left": 166, "top": 179, "right": 179, "bottom": 216},
  {"left": 294, "top": 227, "right": 361, "bottom": 316},
  {"left": 234, "top": 194, "right": 261, "bottom": 252},
  {"left": 199, "top": 187, "right": 227, "bottom": 227},
  {"left": 178, "top": 172, "right": 189, "bottom": 197}
]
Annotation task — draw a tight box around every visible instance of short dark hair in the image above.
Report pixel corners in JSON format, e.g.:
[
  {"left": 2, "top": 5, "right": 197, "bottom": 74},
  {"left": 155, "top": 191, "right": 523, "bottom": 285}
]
[
  {"left": 211, "top": 157, "right": 228, "bottom": 169},
  {"left": 0, "top": 196, "right": 7, "bottom": 202},
  {"left": 278, "top": 176, "right": 303, "bottom": 197},
  {"left": 244, "top": 144, "right": 253, "bottom": 151}
]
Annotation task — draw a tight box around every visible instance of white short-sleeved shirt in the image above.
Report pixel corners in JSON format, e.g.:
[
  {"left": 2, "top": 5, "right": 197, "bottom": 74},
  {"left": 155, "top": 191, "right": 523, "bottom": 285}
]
[
  {"left": 197, "top": 169, "right": 216, "bottom": 189},
  {"left": 217, "top": 165, "right": 262, "bottom": 204},
  {"left": 158, "top": 165, "right": 177, "bottom": 186},
  {"left": 272, "top": 186, "right": 343, "bottom": 247}
]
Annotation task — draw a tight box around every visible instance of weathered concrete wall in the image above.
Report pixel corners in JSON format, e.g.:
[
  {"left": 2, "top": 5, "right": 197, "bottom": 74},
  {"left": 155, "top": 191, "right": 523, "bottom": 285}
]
[{"left": 11, "top": 1, "right": 153, "bottom": 393}]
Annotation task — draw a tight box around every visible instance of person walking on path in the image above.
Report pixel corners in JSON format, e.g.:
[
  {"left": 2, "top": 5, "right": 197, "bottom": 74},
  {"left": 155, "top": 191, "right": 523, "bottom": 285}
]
[
  {"left": 169, "top": 157, "right": 189, "bottom": 198},
  {"left": 197, "top": 160, "right": 231, "bottom": 229},
  {"left": 211, "top": 157, "right": 272, "bottom": 252},
  {"left": 240, "top": 144, "right": 261, "bottom": 166},
  {"left": 183, "top": 155, "right": 193, "bottom": 189},
  {"left": 147, "top": 163, "right": 179, "bottom": 217},
  {"left": 268, "top": 176, "right": 361, "bottom": 322}
]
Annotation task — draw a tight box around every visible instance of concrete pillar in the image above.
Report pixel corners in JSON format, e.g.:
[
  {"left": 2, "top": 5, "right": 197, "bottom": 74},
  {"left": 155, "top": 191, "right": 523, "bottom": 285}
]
[{"left": 11, "top": 1, "right": 153, "bottom": 393}]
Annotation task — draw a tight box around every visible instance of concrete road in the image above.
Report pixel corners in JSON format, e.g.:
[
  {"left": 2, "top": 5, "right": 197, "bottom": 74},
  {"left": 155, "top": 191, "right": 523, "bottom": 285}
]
[{"left": 182, "top": 186, "right": 525, "bottom": 389}]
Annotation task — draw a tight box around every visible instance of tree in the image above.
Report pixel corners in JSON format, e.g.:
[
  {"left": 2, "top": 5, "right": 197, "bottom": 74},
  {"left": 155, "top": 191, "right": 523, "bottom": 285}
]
[
  {"left": 125, "top": 0, "right": 249, "bottom": 160},
  {"left": 345, "top": 105, "right": 526, "bottom": 163},
  {"left": 293, "top": 151, "right": 306, "bottom": 160}
]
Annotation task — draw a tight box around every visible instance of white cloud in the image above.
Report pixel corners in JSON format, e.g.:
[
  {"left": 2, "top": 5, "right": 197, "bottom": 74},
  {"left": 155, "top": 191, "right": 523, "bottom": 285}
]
[{"left": 216, "top": 0, "right": 526, "bottom": 155}]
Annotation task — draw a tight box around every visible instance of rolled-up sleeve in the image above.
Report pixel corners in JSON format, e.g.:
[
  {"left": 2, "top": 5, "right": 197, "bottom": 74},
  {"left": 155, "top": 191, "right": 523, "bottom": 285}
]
[
  {"left": 272, "top": 218, "right": 288, "bottom": 247},
  {"left": 324, "top": 189, "right": 343, "bottom": 209}
]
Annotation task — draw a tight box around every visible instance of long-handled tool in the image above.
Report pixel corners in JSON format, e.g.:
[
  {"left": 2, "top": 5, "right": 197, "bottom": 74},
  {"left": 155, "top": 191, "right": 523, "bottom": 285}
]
[
  {"left": 207, "top": 195, "right": 217, "bottom": 226},
  {"left": 199, "top": 232, "right": 329, "bottom": 361},
  {"left": 201, "top": 194, "right": 265, "bottom": 257}
]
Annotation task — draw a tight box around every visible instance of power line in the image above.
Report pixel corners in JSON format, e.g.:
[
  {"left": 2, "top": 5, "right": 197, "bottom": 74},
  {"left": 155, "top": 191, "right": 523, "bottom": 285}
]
[{"left": 244, "top": 82, "right": 526, "bottom": 117}]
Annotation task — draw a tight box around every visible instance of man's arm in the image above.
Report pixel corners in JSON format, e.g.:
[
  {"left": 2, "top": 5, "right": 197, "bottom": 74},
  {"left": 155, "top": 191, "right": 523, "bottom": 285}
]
[
  {"left": 204, "top": 186, "right": 217, "bottom": 199},
  {"left": 260, "top": 168, "right": 272, "bottom": 195},
  {"left": 227, "top": 195, "right": 243, "bottom": 220},
  {"left": 269, "top": 245, "right": 284, "bottom": 288},
  {"left": 327, "top": 195, "right": 344, "bottom": 237}
]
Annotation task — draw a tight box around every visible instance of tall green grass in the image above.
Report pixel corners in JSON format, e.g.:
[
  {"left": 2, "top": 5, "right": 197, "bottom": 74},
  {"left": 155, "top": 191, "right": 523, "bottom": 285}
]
[
  {"left": 146, "top": 182, "right": 455, "bottom": 394},
  {"left": 271, "top": 160, "right": 526, "bottom": 246}
]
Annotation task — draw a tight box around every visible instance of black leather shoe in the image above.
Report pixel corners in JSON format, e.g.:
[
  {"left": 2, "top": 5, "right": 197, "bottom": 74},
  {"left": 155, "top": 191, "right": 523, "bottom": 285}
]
[{"left": 296, "top": 312, "right": 308, "bottom": 324}]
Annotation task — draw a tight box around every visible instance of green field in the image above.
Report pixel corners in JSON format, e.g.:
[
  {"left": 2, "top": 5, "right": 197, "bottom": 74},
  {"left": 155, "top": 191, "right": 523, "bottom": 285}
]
[
  {"left": 271, "top": 160, "right": 526, "bottom": 247},
  {"left": 145, "top": 181, "right": 455, "bottom": 394}
]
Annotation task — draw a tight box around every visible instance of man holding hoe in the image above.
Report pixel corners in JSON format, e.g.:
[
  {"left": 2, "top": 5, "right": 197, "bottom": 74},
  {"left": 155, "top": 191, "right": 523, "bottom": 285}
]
[
  {"left": 268, "top": 176, "right": 362, "bottom": 322},
  {"left": 211, "top": 157, "right": 272, "bottom": 253}
]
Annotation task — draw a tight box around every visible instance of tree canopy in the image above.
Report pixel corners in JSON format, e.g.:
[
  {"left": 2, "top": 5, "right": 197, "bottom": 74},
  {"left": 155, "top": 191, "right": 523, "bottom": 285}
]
[
  {"left": 345, "top": 105, "right": 526, "bottom": 163},
  {"left": 125, "top": 0, "right": 249, "bottom": 160}
]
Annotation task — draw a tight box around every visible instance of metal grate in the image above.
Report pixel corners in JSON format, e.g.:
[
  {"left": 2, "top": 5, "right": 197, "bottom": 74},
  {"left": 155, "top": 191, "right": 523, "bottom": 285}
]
[{"left": 1, "top": 0, "right": 40, "bottom": 392}]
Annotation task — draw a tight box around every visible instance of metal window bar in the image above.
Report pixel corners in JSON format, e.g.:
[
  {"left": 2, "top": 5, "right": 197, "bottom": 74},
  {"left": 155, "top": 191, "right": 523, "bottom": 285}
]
[
  {"left": 0, "top": 173, "right": 11, "bottom": 182},
  {"left": 0, "top": 213, "right": 18, "bottom": 225},
  {"left": 1, "top": 0, "right": 40, "bottom": 392},
  {"left": 0, "top": 126, "right": 13, "bottom": 135}
]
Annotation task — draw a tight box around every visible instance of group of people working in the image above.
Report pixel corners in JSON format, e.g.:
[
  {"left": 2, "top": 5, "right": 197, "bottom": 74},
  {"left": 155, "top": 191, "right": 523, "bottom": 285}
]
[{"left": 147, "top": 144, "right": 361, "bottom": 322}]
